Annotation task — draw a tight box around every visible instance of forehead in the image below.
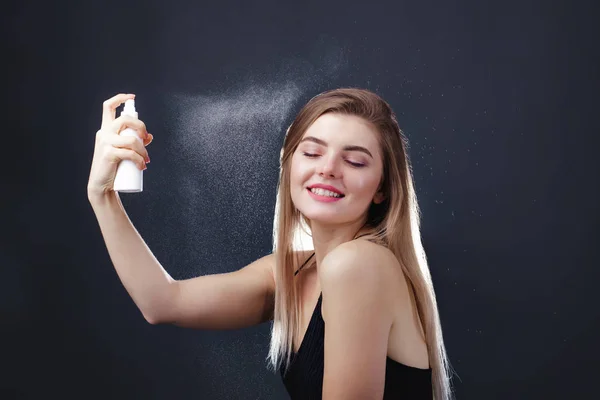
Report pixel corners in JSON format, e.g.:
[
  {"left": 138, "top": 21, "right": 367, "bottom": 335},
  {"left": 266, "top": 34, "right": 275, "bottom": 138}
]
[{"left": 302, "top": 113, "right": 380, "bottom": 148}]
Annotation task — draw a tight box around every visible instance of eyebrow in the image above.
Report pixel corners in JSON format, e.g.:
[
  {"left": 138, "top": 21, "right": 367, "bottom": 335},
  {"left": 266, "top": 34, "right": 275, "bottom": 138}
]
[{"left": 299, "top": 136, "right": 373, "bottom": 158}]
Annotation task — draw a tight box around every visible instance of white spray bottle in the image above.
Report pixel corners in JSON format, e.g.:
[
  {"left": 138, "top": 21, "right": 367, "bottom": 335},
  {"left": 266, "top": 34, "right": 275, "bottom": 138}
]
[{"left": 113, "top": 99, "right": 143, "bottom": 193}]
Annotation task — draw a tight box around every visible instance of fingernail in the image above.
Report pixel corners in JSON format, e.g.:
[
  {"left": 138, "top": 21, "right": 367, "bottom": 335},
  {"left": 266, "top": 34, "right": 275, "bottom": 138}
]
[{"left": 146, "top": 156, "right": 151, "bottom": 163}]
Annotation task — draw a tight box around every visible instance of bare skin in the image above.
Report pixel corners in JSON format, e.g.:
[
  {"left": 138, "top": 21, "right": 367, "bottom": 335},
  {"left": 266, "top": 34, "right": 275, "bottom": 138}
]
[
  {"left": 87, "top": 93, "right": 428, "bottom": 375},
  {"left": 292, "top": 244, "right": 429, "bottom": 370}
]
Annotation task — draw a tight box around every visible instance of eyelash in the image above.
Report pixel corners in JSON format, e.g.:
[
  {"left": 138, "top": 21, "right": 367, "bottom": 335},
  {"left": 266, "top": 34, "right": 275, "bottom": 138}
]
[{"left": 302, "top": 152, "right": 365, "bottom": 168}]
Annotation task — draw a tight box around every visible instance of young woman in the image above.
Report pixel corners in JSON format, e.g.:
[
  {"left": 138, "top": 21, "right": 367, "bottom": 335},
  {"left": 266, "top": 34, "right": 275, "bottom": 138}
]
[{"left": 87, "top": 88, "right": 453, "bottom": 399}]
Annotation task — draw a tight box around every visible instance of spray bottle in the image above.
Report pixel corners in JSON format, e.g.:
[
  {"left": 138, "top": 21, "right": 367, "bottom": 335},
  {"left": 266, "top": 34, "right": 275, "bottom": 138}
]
[{"left": 113, "top": 99, "right": 143, "bottom": 193}]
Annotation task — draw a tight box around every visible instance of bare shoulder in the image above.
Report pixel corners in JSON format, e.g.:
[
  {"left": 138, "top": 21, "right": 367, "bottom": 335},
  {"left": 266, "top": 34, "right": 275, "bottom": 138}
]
[
  {"left": 318, "top": 239, "right": 402, "bottom": 332},
  {"left": 320, "top": 239, "right": 400, "bottom": 282},
  {"left": 319, "top": 239, "right": 405, "bottom": 307}
]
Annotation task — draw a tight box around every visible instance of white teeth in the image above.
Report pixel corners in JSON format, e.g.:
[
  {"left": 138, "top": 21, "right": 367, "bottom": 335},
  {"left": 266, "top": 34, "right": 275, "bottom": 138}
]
[{"left": 310, "top": 188, "right": 342, "bottom": 198}]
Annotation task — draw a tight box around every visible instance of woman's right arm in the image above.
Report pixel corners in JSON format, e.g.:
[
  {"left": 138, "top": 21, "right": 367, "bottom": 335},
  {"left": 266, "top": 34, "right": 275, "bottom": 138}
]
[
  {"left": 87, "top": 93, "right": 276, "bottom": 330},
  {"left": 88, "top": 192, "right": 276, "bottom": 329}
]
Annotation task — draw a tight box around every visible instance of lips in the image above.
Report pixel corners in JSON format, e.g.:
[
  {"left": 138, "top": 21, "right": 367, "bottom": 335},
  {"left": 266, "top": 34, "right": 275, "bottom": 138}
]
[{"left": 307, "top": 183, "right": 345, "bottom": 196}]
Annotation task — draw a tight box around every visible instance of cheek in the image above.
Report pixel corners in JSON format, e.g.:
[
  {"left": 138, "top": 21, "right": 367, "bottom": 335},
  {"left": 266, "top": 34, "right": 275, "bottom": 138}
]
[
  {"left": 349, "top": 173, "right": 380, "bottom": 196},
  {"left": 290, "top": 156, "right": 310, "bottom": 183},
  {"left": 289, "top": 157, "right": 300, "bottom": 183},
  {"left": 352, "top": 175, "right": 373, "bottom": 190}
]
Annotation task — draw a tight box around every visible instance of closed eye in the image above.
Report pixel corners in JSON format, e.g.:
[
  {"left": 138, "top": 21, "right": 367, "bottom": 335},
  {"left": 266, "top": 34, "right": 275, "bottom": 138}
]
[
  {"left": 302, "top": 152, "right": 319, "bottom": 158},
  {"left": 302, "top": 152, "right": 365, "bottom": 168}
]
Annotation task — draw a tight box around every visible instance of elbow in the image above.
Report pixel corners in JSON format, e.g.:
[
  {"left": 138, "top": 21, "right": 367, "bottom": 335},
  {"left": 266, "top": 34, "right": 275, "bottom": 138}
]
[
  {"left": 143, "top": 313, "right": 162, "bottom": 325},
  {"left": 143, "top": 309, "right": 172, "bottom": 325},
  {"left": 142, "top": 304, "right": 177, "bottom": 325}
]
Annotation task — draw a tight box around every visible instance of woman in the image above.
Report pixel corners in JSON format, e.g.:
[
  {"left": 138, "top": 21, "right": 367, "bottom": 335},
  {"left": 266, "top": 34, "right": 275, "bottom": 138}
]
[{"left": 87, "top": 88, "right": 453, "bottom": 399}]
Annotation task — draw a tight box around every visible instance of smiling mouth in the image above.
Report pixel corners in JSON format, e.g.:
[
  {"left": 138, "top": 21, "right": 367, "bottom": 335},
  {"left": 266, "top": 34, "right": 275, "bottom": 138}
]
[{"left": 306, "top": 187, "right": 345, "bottom": 198}]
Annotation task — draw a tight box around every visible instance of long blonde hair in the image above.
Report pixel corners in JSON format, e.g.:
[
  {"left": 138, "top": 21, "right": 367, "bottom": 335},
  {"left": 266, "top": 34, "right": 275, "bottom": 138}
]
[{"left": 266, "top": 88, "right": 453, "bottom": 399}]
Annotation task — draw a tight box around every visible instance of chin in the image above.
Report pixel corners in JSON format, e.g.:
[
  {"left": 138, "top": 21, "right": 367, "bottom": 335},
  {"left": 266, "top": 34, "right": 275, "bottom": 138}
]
[
  {"left": 295, "top": 202, "right": 356, "bottom": 226},
  {"left": 301, "top": 210, "right": 344, "bottom": 225}
]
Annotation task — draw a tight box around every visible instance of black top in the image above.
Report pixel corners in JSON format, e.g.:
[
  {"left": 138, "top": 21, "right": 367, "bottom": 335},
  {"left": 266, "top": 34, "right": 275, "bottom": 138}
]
[{"left": 280, "top": 247, "right": 433, "bottom": 400}]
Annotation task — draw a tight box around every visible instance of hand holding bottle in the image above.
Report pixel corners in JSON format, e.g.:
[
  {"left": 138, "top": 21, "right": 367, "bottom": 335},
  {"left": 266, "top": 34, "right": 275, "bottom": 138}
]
[{"left": 87, "top": 93, "right": 153, "bottom": 199}]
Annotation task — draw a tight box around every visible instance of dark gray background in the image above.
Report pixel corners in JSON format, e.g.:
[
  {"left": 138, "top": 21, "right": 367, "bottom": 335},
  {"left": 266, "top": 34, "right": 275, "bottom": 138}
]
[{"left": 3, "top": 0, "right": 598, "bottom": 398}]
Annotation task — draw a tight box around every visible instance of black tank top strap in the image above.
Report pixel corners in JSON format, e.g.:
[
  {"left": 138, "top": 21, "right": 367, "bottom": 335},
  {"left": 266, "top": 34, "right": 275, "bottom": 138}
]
[{"left": 294, "top": 252, "right": 315, "bottom": 276}]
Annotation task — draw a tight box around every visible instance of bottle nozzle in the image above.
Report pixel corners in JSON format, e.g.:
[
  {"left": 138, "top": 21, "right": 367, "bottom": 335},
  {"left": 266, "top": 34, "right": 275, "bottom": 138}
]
[
  {"left": 124, "top": 99, "right": 136, "bottom": 113},
  {"left": 122, "top": 98, "right": 138, "bottom": 118}
]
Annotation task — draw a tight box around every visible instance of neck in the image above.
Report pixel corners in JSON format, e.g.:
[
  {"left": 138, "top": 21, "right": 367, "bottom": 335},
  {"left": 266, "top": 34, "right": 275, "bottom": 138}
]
[{"left": 308, "top": 219, "right": 370, "bottom": 273}]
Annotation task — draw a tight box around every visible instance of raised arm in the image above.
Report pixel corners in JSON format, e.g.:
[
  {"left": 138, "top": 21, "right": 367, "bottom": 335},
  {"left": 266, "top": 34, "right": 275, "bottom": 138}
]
[
  {"left": 89, "top": 192, "right": 276, "bottom": 328},
  {"left": 87, "top": 93, "right": 277, "bottom": 330}
]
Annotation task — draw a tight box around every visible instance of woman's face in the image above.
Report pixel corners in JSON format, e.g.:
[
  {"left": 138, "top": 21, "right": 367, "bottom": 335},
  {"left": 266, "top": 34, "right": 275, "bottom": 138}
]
[{"left": 290, "top": 113, "right": 385, "bottom": 227}]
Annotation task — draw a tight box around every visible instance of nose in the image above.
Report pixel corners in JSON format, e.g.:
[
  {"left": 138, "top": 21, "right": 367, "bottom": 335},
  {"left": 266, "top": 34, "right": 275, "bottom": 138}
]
[{"left": 318, "top": 154, "right": 340, "bottom": 178}]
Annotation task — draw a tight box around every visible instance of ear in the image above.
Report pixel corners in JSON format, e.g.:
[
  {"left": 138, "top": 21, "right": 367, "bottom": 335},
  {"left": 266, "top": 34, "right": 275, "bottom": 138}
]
[
  {"left": 373, "top": 190, "right": 386, "bottom": 204},
  {"left": 373, "top": 179, "right": 386, "bottom": 204}
]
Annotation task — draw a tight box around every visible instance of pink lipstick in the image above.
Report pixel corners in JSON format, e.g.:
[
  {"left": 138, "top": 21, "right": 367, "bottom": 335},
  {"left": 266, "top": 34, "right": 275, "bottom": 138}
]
[{"left": 307, "top": 188, "right": 344, "bottom": 203}]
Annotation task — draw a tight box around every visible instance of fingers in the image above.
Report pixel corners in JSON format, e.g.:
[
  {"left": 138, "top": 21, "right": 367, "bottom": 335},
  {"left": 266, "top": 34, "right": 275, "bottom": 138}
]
[
  {"left": 101, "top": 93, "right": 135, "bottom": 129},
  {"left": 109, "top": 134, "right": 150, "bottom": 163},
  {"left": 108, "top": 115, "right": 148, "bottom": 139},
  {"left": 144, "top": 133, "right": 154, "bottom": 147},
  {"left": 111, "top": 148, "right": 147, "bottom": 170}
]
